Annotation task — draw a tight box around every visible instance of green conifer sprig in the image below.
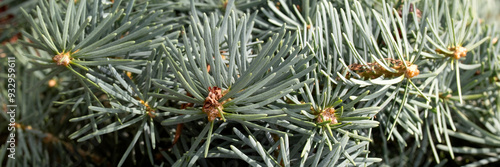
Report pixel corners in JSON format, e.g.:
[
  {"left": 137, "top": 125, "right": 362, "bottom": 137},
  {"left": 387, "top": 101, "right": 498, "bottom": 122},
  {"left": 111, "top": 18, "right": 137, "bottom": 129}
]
[
  {"left": 435, "top": 91, "right": 500, "bottom": 166},
  {"left": 152, "top": 5, "right": 318, "bottom": 162},
  {"left": 19, "top": 0, "right": 170, "bottom": 95},
  {"left": 423, "top": 0, "right": 489, "bottom": 103},
  {"left": 66, "top": 48, "right": 170, "bottom": 166},
  {"left": 254, "top": 1, "right": 386, "bottom": 165}
]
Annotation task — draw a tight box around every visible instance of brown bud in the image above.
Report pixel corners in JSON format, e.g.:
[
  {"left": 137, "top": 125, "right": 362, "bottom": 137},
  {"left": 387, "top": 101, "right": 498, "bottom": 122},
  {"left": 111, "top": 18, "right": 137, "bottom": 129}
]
[
  {"left": 202, "top": 87, "right": 224, "bottom": 122},
  {"left": 316, "top": 108, "right": 338, "bottom": 124},
  {"left": 52, "top": 52, "right": 71, "bottom": 66},
  {"left": 348, "top": 58, "right": 419, "bottom": 79},
  {"left": 48, "top": 79, "right": 57, "bottom": 87},
  {"left": 453, "top": 46, "right": 467, "bottom": 59},
  {"left": 405, "top": 64, "right": 420, "bottom": 79}
]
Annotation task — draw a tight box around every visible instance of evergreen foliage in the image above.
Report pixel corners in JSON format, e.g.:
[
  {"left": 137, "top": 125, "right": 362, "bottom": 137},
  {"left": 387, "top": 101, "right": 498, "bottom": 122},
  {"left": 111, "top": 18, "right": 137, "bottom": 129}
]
[{"left": 1, "top": 0, "right": 500, "bottom": 166}]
